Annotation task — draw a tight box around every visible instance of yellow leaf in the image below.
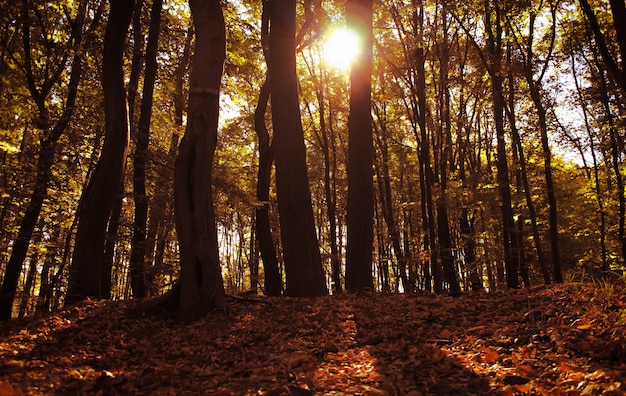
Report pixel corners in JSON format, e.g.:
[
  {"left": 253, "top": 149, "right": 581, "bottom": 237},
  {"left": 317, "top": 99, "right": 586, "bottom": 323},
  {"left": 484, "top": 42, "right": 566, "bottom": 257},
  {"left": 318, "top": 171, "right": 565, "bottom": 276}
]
[{"left": 576, "top": 324, "right": 591, "bottom": 330}]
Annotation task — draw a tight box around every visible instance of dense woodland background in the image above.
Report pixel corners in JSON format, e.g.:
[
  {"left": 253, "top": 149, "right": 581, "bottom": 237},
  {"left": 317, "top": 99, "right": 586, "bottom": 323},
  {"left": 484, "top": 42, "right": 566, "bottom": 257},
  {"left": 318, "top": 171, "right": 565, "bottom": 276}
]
[{"left": 1, "top": 0, "right": 626, "bottom": 321}]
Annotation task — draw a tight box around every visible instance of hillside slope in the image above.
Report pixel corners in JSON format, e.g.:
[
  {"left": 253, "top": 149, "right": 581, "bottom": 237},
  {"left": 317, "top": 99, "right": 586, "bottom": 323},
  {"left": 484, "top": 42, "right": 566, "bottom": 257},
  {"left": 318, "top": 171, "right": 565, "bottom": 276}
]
[{"left": 1, "top": 283, "right": 625, "bottom": 395}]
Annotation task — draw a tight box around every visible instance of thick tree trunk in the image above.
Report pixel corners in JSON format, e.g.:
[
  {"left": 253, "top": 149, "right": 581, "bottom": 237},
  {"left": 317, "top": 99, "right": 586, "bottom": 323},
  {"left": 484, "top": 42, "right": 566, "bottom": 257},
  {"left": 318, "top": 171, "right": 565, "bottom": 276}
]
[
  {"left": 174, "top": 0, "right": 226, "bottom": 323},
  {"left": 345, "top": 0, "right": 375, "bottom": 292},
  {"left": 67, "top": 0, "right": 134, "bottom": 304},
  {"left": 267, "top": 0, "right": 327, "bottom": 297}
]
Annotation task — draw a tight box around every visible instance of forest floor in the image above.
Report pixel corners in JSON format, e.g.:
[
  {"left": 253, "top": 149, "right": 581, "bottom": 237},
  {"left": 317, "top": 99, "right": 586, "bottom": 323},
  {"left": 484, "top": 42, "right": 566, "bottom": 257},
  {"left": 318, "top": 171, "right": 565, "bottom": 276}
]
[{"left": 1, "top": 282, "right": 626, "bottom": 395}]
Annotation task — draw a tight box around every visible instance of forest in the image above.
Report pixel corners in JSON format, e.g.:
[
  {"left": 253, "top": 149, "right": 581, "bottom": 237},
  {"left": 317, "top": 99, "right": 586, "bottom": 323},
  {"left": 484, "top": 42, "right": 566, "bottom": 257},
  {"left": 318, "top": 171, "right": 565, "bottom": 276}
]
[{"left": 0, "top": 0, "right": 626, "bottom": 393}]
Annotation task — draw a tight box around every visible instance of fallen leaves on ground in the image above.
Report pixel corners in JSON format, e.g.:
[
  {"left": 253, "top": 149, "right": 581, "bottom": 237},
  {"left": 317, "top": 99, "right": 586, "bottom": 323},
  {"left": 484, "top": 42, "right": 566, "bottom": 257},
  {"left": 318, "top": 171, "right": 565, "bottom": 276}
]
[{"left": 1, "top": 283, "right": 625, "bottom": 395}]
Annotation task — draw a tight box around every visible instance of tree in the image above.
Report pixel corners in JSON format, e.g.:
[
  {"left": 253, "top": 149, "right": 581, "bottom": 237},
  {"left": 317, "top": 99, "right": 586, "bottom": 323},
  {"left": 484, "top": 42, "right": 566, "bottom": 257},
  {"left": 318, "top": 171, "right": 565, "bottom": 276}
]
[
  {"left": 345, "top": 0, "right": 375, "bottom": 291},
  {"left": 266, "top": 0, "right": 327, "bottom": 297},
  {"left": 174, "top": 0, "right": 226, "bottom": 323},
  {"left": 507, "top": 1, "right": 562, "bottom": 283},
  {"left": 129, "top": 0, "right": 163, "bottom": 298},
  {"left": 579, "top": 0, "right": 626, "bottom": 94},
  {"left": 455, "top": 0, "right": 520, "bottom": 289},
  {"left": 66, "top": 0, "right": 135, "bottom": 304},
  {"left": 255, "top": 4, "right": 281, "bottom": 296},
  {"left": 0, "top": 0, "right": 91, "bottom": 319}
]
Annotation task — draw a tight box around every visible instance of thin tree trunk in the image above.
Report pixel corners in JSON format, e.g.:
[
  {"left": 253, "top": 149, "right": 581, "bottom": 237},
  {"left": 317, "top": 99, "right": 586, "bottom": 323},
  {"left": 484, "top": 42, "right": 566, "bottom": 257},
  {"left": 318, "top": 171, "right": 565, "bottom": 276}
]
[
  {"left": 485, "top": 1, "right": 519, "bottom": 289},
  {"left": 461, "top": 208, "right": 482, "bottom": 291},
  {"left": 130, "top": 0, "right": 163, "bottom": 299},
  {"left": 436, "top": 6, "right": 460, "bottom": 295},
  {"left": 18, "top": 240, "right": 39, "bottom": 318},
  {"left": 571, "top": 51, "right": 608, "bottom": 271},
  {"left": 373, "top": 112, "right": 407, "bottom": 290},
  {"left": 145, "top": 28, "right": 191, "bottom": 295},
  {"left": 254, "top": 74, "right": 281, "bottom": 296}
]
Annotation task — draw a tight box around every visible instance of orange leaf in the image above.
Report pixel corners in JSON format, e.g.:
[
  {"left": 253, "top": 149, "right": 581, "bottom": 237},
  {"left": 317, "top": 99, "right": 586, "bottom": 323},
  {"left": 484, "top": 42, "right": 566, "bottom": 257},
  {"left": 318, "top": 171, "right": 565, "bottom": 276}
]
[
  {"left": 513, "top": 384, "right": 532, "bottom": 393},
  {"left": 484, "top": 351, "right": 500, "bottom": 363}
]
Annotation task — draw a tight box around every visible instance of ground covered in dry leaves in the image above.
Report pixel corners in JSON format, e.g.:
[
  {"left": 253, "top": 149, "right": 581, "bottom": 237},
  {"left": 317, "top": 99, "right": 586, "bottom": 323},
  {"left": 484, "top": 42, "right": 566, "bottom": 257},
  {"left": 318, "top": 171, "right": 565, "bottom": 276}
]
[{"left": 1, "top": 283, "right": 626, "bottom": 395}]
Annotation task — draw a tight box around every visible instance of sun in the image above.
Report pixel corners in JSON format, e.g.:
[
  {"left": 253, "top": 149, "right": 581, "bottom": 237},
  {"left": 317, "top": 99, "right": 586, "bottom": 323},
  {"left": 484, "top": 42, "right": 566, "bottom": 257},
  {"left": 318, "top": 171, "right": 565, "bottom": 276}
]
[{"left": 322, "top": 28, "right": 361, "bottom": 70}]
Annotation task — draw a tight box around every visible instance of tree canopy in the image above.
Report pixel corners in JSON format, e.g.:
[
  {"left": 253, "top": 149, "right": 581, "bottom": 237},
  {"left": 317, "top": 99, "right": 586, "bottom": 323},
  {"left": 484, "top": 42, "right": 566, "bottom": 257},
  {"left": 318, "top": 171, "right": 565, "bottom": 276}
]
[{"left": 0, "top": 0, "right": 625, "bottom": 319}]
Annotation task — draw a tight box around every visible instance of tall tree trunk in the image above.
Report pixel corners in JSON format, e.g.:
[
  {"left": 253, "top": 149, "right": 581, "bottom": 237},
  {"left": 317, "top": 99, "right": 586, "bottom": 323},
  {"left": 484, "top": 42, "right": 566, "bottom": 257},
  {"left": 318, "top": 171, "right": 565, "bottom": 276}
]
[
  {"left": 436, "top": 6, "right": 460, "bottom": 295},
  {"left": 345, "top": 0, "right": 374, "bottom": 292},
  {"left": 145, "top": 28, "right": 191, "bottom": 296},
  {"left": 305, "top": 57, "right": 342, "bottom": 294},
  {"left": 515, "top": 5, "right": 562, "bottom": 282},
  {"left": 586, "top": 27, "right": 626, "bottom": 267},
  {"left": 67, "top": 0, "right": 134, "bottom": 304},
  {"left": 267, "top": 0, "right": 327, "bottom": 296},
  {"left": 174, "top": 0, "right": 226, "bottom": 323},
  {"left": 504, "top": 48, "right": 550, "bottom": 284},
  {"left": 373, "top": 107, "right": 408, "bottom": 290},
  {"left": 485, "top": 1, "right": 519, "bottom": 289},
  {"left": 571, "top": 51, "right": 608, "bottom": 271},
  {"left": 254, "top": 77, "right": 281, "bottom": 296},
  {"left": 255, "top": 6, "right": 281, "bottom": 296},
  {"left": 599, "top": 69, "right": 626, "bottom": 266},
  {"left": 101, "top": 0, "right": 144, "bottom": 300},
  {"left": 130, "top": 0, "right": 163, "bottom": 299}
]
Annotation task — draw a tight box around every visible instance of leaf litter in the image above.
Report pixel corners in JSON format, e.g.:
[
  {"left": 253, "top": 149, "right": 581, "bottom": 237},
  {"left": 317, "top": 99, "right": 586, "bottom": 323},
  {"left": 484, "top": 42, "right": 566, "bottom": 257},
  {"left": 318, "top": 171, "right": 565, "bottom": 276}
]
[{"left": 0, "top": 283, "right": 625, "bottom": 395}]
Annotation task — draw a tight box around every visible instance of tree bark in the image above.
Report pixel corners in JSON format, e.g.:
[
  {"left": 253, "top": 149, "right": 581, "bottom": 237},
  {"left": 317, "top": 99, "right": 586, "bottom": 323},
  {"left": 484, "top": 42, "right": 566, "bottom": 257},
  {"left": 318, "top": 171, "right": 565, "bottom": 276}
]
[
  {"left": 67, "top": 0, "right": 134, "bottom": 304},
  {"left": 255, "top": 5, "right": 281, "bottom": 296},
  {"left": 254, "top": 77, "right": 281, "bottom": 296},
  {"left": 485, "top": 0, "right": 519, "bottom": 289},
  {"left": 345, "top": 0, "right": 375, "bottom": 291},
  {"left": 174, "top": 0, "right": 226, "bottom": 323},
  {"left": 267, "top": 0, "right": 327, "bottom": 296},
  {"left": 130, "top": 0, "right": 163, "bottom": 299}
]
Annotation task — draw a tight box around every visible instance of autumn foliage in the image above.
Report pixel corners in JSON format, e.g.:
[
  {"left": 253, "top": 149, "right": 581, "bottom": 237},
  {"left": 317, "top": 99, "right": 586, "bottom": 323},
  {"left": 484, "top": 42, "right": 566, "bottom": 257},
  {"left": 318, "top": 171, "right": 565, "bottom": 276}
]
[{"left": 1, "top": 283, "right": 625, "bottom": 394}]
